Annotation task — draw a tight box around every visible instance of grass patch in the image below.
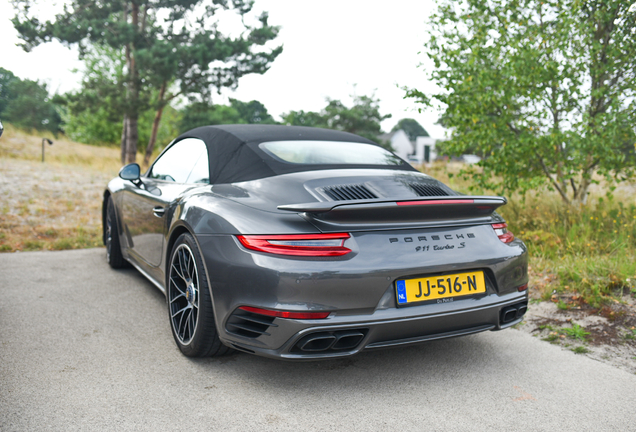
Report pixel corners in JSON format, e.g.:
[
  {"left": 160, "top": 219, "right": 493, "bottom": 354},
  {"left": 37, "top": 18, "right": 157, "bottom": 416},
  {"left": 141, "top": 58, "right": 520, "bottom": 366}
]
[
  {"left": 572, "top": 346, "right": 590, "bottom": 354},
  {"left": 501, "top": 193, "right": 635, "bottom": 307},
  {"left": 540, "top": 324, "right": 589, "bottom": 343},
  {"left": 0, "top": 226, "right": 103, "bottom": 253},
  {"left": 23, "top": 240, "right": 45, "bottom": 251},
  {"left": 557, "top": 300, "right": 569, "bottom": 310},
  {"left": 542, "top": 333, "right": 561, "bottom": 342},
  {"left": 562, "top": 323, "right": 590, "bottom": 341},
  {"left": 511, "top": 197, "right": 636, "bottom": 307}
]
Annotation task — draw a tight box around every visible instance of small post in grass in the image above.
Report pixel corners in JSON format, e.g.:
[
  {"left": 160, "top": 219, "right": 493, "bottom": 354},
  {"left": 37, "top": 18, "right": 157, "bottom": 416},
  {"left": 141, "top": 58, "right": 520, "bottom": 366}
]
[{"left": 41, "top": 138, "right": 53, "bottom": 162}]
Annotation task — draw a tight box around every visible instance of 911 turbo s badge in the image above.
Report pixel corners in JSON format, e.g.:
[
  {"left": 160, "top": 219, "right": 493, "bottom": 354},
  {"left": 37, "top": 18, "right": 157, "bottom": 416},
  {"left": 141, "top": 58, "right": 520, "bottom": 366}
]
[{"left": 389, "top": 233, "right": 477, "bottom": 252}]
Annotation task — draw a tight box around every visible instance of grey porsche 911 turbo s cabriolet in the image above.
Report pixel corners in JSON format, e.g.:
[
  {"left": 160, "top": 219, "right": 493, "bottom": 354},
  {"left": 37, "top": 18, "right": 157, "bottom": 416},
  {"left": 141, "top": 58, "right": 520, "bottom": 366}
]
[{"left": 103, "top": 124, "right": 528, "bottom": 360}]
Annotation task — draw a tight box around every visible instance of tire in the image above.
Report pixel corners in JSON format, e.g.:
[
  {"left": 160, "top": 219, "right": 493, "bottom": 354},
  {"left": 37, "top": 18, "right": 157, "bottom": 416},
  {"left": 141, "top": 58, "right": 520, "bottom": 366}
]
[
  {"left": 167, "top": 233, "right": 231, "bottom": 357},
  {"left": 105, "top": 196, "right": 126, "bottom": 269}
]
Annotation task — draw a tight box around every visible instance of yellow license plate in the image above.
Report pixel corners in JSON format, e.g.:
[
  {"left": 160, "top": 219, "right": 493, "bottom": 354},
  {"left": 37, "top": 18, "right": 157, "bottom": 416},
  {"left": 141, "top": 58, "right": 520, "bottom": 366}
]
[{"left": 396, "top": 271, "right": 486, "bottom": 305}]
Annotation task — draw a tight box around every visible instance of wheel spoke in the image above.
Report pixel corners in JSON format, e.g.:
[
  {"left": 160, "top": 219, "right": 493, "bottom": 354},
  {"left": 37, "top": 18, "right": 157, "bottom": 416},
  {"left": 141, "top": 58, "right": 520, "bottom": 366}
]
[
  {"left": 170, "top": 275, "right": 186, "bottom": 295},
  {"left": 192, "top": 283, "right": 199, "bottom": 308},
  {"left": 189, "top": 310, "right": 196, "bottom": 337},
  {"left": 170, "top": 292, "right": 185, "bottom": 304},
  {"left": 188, "top": 254, "right": 195, "bottom": 282},
  {"left": 171, "top": 304, "right": 189, "bottom": 320},
  {"left": 179, "top": 249, "right": 189, "bottom": 280},
  {"left": 176, "top": 308, "right": 186, "bottom": 338},
  {"left": 172, "top": 262, "right": 187, "bottom": 284},
  {"left": 184, "top": 308, "right": 192, "bottom": 340}
]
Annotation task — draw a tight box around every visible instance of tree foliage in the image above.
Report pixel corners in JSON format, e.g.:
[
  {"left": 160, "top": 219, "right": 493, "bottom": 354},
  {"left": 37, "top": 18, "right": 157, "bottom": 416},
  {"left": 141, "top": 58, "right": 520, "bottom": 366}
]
[
  {"left": 407, "top": 0, "right": 636, "bottom": 205},
  {"left": 61, "top": 46, "right": 128, "bottom": 145},
  {"left": 64, "top": 100, "right": 181, "bottom": 150},
  {"left": 283, "top": 95, "right": 392, "bottom": 148},
  {"left": 229, "top": 98, "right": 276, "bottom": 124},
  {"left": 12, "top": 0, "right": 282, "bottom": 165},
  {"left": 178, "top": 98, "right": 275, "bottom": 132},
  {"left": 391, "top": 118, "right": 429, "bottom": 141},
  {"left": 281, "top": 110, "right": 326, "bottom": 129},
  {"left": 0, "top": 67, "right": 62, "bottom": 134},
  {"left": 179, "top": 102, "right": 243, "bottom": 132},
  {"left": 0, "top": 68, "right": 20, "bottom": 115}
]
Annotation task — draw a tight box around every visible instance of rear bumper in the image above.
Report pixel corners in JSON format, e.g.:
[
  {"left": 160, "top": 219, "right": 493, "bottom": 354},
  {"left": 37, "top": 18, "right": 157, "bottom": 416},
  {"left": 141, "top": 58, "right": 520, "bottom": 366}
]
[{"left": 221, "top": 290, "right": 528, "bottom": 360}]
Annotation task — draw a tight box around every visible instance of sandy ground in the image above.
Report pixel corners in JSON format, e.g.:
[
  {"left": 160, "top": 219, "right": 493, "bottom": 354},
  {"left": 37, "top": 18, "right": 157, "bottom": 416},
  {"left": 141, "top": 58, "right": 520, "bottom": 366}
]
[
  {"left": 0, "top": 158, "right": 113, "bottom": 250},
  {"left": 515, "top": 296, "right": 636, "bottom": 375}
]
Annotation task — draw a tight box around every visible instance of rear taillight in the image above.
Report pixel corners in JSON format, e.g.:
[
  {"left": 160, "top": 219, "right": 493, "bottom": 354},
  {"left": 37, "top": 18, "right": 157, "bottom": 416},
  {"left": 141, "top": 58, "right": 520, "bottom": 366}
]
[
  {"left": 237, "top": 233, "right": 351, "bottom": 257},
  {"left": 238, "top": 306, "right": 331, "bottom": 319},
  {"left": 492, "top": 223, "right": 515, "bottom": 243}
]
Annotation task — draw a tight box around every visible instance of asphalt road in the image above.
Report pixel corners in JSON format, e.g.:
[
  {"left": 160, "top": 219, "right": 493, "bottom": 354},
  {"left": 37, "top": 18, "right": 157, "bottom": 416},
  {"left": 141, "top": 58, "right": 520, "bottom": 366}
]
[{"left": 1, "top": 249, "right": 635, "bottom": 431}]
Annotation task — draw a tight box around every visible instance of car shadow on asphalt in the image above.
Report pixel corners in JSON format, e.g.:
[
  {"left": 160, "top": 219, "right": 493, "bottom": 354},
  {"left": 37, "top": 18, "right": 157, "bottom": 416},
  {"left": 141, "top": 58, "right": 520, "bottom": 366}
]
[{"left": 187, "top": 332, "right": 507, "bottom": 392}]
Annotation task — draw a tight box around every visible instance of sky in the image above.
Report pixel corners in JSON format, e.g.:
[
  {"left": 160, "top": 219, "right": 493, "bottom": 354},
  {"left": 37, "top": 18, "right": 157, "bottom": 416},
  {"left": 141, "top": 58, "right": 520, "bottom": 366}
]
[{"left": 0, "top": 0, "right": 447, "bottom": 138}]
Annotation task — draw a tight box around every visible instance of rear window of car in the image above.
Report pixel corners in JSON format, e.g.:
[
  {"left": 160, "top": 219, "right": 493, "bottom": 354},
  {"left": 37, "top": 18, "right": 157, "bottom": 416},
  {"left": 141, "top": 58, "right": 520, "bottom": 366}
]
[{"left": 259, "top": 140, "right": 403, "bottom": 166}]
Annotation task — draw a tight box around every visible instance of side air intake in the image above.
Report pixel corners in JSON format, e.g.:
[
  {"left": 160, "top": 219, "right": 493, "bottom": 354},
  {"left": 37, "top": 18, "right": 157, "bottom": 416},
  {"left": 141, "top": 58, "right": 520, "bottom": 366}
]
[
  {"left": 322, "top": 184, "right": 377, "bottom": 201},
  {"left": 226, "top": 308, "right": 278, "bottom": 338},
  {"left": 409, "top": 183, "right": 450, "bottom": 197}
]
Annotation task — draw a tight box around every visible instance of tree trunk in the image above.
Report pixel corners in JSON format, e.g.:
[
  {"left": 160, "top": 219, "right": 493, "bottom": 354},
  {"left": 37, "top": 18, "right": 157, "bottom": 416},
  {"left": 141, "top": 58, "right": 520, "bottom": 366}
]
[
  {"left": 126, "top": 115, "right": 138, "bottom": 164},
  {"left": 121, "top": 3, "right": 131, "bottom": 167},
  {"left": 571, "top": 174, "right": 591, "bottom": 207},
  {"left": 120, "top": 114, "right": 128, "bottom": 165},
  {"left": 123, "top": 1, "right": 140, "bottom": 165},
  {"left": 143, "top": 81, "right": 167, "bottom": 168}
]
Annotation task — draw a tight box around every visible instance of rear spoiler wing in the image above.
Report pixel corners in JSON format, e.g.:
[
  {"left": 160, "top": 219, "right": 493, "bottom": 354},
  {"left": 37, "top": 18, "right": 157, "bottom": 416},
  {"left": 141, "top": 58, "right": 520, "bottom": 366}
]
[{"left": 278, "top": 196, "right": 507, "bottom": 224}]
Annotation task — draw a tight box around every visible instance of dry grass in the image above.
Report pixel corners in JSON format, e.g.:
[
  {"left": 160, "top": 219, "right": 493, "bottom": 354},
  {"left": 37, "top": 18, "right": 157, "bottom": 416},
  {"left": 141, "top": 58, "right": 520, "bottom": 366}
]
[
  {"left": 0, "top": 124, "right": 122, "bottom": 252},
  {"left": 0, "top": 125, "right": 122, "bottom": 173}
]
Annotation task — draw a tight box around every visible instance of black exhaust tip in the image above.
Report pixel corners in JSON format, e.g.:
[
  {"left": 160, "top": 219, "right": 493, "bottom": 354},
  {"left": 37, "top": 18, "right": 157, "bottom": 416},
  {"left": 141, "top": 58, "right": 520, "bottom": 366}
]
[
  {"left": 292, "top": 329, "right": 368, "bottom": 353},
  {"left": 332, "top": 331, "right": 366, "bottom": 350},
  {"left": 501, "top": 301, "right": 528, "bottom": 325},
  {"left": 298, "top": 333, "right": 337, "bottom": 352},
  {"left": 516, "top": 304, "right": 528, "bottom": 318},
  {"left": 502, "top": 308, "right": 518, "bottom": 323}
]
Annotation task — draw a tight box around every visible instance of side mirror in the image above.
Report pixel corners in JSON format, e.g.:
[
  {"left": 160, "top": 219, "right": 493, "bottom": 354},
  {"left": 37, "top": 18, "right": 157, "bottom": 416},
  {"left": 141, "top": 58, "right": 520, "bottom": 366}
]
[{"left": 119, "top": 163, "right": 141, "bottom": 181}]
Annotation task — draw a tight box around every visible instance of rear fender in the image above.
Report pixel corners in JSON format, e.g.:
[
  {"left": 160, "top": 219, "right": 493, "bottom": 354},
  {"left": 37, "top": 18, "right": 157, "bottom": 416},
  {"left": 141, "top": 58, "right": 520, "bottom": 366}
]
[{"left": 179, "top": 194, "right": 321, "bottom": 235}]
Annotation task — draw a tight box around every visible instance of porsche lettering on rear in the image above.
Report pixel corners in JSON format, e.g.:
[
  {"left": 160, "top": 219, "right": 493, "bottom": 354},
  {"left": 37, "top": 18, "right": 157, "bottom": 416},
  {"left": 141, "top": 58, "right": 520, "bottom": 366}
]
[{"left": 389, "top": 232, "right": 477, "bottom": 243}]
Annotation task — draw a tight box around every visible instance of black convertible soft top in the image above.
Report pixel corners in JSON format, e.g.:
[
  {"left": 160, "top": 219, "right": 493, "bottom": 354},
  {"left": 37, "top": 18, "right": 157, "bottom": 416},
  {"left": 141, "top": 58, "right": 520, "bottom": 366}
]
[{"left": 174, "top": 124, "right": 416, "bottom": 184}]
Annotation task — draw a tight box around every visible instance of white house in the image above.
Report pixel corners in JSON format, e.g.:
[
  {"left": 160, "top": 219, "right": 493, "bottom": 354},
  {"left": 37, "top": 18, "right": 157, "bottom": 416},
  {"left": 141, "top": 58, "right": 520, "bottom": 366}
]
[
  {"left": 413, "top": 136, "right": 438, "bottom": 164},
  {"left": 379, "top": 130, "right": 439, "bottom": 165},
  {"left": 381, "top": 130, "right": 412, "bottom": 160}
]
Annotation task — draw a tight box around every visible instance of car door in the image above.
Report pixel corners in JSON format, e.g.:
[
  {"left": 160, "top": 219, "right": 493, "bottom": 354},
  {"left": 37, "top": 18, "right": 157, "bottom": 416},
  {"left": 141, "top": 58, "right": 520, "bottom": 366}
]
[{"left": 121, "top": 138, "right": 208, "bottom": 268}]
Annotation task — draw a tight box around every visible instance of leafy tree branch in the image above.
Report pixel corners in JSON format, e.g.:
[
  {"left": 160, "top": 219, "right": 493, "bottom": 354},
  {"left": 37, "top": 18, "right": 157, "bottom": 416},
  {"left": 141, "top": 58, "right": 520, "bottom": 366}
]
[{"left": 409, "top": 0, "right": 636, "bottom": 205}]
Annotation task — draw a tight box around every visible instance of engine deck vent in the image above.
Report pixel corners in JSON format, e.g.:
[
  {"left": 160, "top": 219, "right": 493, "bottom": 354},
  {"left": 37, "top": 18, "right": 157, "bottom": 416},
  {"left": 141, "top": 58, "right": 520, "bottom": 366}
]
[
  {"left": 409, "top": 183, "right": 449, "bottom": 197},
  {"left": 322, "top": 184, "right": 377, "bottom": 201},
  {"left": 226, "top": 309, "right": 277, "bottom": 339}
]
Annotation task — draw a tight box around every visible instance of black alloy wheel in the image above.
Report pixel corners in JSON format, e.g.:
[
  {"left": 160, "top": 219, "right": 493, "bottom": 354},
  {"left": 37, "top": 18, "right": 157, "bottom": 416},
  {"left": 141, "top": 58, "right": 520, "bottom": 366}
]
[{"left": 168, "top": 233, "right": 231, "bottom": 357}]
